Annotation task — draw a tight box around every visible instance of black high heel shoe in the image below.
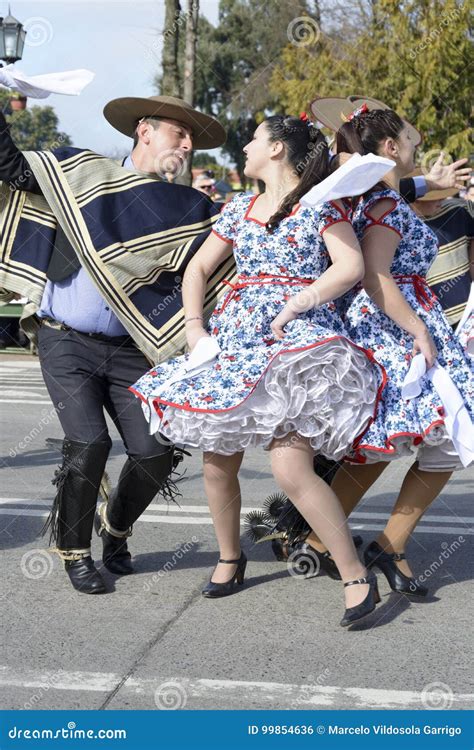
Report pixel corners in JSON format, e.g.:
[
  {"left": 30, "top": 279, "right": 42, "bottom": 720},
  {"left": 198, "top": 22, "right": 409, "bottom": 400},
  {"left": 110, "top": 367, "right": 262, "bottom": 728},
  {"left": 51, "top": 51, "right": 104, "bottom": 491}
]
[
  {"left": 364, "top": 541, "right": 428, "bottom": 597},
  {"left": 340, "top": 571, "right": 380, "bottom": 627},
  {"left": 202, "top": 552, "right": 247, "bottom": 598}
]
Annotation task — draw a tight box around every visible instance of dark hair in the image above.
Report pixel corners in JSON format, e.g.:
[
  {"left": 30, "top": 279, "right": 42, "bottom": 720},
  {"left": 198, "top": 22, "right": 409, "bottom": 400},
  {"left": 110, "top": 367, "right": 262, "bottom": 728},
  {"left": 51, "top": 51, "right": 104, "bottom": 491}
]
[
  {"left": 132, "top": 117, "right": 161, "bottom": 148},
  {"left": 263, "top": 115, "right": 329, "bottom": 232},
  {"left": 336, "top": 109, "right": 404, "bottom": 157},
  {"left": 335, "top": 109, "right": 404, "bottom": 198}
]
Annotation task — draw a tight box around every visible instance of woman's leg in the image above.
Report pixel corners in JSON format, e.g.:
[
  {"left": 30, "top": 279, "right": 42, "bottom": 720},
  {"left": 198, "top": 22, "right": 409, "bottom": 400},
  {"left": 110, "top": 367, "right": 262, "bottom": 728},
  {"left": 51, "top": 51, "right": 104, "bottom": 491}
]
[
  {"left": 305, "top": 461, "right": 388, "bottom": 552},
  {"left": 203, "top": 451, "right": 244, "bottom": 583},
  {"left": 376, "top": 461, "right": 453, "bottom": 576},
  {"left": 270, "top": 433, "right": 369, "bottom": 609}
]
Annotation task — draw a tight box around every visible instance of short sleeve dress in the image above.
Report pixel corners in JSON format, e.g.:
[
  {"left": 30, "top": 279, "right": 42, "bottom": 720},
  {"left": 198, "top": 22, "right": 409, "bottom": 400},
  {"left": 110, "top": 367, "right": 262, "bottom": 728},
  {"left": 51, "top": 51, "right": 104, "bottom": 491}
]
[
  {"left": 339, "top": 188, "right": 474, "bottom": 467},
  {"left": 130, "top": 193, "right": 386, "bottom": 458}
]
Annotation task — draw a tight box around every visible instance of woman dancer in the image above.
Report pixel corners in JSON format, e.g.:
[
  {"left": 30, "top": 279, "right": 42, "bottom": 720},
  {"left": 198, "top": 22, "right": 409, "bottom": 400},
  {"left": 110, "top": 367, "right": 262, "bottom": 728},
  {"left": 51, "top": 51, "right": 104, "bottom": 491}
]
[
  {"left": 131, "top": 115, "right": 388, "bottom": 627},
  {"left": 260, "top": 108, "right": 474, "bottom": 595}
]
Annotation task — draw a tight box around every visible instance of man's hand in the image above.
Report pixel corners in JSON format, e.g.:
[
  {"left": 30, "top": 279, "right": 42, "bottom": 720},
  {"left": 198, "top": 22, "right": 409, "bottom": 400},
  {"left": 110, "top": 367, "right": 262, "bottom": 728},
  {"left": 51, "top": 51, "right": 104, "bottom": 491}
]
[{"left": 425, "top": 152, "right": 472, "bottom": 192}]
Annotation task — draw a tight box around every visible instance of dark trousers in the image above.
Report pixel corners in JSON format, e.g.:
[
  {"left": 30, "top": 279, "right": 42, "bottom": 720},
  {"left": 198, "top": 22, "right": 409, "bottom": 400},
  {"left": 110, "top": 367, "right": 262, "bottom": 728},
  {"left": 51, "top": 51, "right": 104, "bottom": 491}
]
[{"left": 37, "top": 325, "right": 167, "bottom": 457}]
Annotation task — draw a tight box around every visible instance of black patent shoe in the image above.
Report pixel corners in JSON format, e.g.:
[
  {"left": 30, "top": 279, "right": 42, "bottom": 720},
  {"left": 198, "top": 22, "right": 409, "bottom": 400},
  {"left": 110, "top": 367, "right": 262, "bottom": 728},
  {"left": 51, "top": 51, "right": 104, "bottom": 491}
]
[
  {"left": 100, "top": 529, "right": 133, "bottom": 576},
  {"left": 94, "top": 506, "right": 133, "bottom": 576},
  {"left": 364, "top": 541, "right": 428, "bottom": 597},
  {"left": 64, "top": 556, "right": 107, "bottom": 594},
  {"left": 202, "top": 552, "right": 247, "bottom": 598},
  {"left": 340, "top": 571, "right": 380, "bottom": 627}
]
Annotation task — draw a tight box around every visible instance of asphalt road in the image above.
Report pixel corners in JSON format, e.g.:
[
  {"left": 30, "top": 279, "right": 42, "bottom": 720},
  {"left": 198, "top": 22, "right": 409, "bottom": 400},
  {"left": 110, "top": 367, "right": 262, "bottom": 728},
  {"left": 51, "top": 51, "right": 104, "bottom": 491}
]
[{"left": 0, "top": 357, "right": 473, "bottom": 711}]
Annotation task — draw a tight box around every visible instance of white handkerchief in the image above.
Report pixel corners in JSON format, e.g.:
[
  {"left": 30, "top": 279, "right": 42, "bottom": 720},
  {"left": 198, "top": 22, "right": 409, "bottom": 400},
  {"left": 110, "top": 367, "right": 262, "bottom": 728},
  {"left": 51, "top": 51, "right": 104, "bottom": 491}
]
[
  {"left": 186, "top": 335, "right": 221, "bottom": 373},
  {"left": 402, "top": 354, "right": 474, "bottom": 467},
  {"left": 300, "top": 153, "right": 395, "bottom": 208},
  {"left": 147, "top": 336, "right": 221, "bottom": 434},
  {"left": 401, "top": 353, "right": 426, "bottom": 399},
  {"left": 0, "top": 65, "right": 94, "bottom": 98}
]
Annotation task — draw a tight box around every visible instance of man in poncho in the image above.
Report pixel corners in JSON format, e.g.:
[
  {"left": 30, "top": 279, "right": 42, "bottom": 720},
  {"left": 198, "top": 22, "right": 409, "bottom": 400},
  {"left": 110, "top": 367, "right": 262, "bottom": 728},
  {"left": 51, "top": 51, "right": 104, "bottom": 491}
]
[{"left": 0, "top": 95, "right": 229, "bottom": 594}]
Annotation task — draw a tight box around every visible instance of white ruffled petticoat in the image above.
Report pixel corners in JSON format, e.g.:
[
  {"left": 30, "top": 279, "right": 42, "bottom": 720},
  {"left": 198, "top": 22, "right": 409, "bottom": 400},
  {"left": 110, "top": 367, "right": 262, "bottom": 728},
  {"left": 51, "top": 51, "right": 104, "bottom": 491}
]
[{"left": 149, "top": 338, "right": 380, "bottom": 459}]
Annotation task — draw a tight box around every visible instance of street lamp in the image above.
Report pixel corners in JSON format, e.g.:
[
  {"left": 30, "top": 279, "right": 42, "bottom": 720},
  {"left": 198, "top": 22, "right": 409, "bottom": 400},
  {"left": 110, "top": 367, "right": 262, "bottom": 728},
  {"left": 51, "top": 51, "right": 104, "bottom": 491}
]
[{"left": 0, "top": 6, "right": 26, "bottom": 66}]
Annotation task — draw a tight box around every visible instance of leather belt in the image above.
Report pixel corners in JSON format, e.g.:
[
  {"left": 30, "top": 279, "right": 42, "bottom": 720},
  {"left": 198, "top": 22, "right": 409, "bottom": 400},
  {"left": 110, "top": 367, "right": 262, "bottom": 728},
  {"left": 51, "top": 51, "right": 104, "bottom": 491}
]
[{"left": 40, "top": 318, "right": 134, "bottom": 345}]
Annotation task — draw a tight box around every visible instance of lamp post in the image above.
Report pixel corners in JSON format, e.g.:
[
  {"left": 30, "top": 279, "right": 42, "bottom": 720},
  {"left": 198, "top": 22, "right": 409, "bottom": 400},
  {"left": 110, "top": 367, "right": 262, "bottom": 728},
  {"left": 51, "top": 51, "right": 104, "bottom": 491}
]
[
  {"left": 0, "top": 6, "right": 26, "bottom": 66},
  {"left": 0, "top": 7, "right": 27, "bottom": 111}
]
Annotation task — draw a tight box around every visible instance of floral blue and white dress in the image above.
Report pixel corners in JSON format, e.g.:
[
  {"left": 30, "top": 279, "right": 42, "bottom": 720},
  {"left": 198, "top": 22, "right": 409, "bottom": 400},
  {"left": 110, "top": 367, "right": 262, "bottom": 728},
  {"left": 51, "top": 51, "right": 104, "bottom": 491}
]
[
  {"left": 340, "top": 188, "right": 474, "bottom": 467},
  {"left": 130, "top": 193, "right": 386, "bottom": 458}
]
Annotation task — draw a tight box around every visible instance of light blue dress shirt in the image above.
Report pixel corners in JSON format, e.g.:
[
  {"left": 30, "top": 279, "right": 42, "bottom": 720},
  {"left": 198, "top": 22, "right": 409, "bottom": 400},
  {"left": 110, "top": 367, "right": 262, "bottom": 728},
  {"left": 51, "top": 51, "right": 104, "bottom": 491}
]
[{"left": 37, "top": 154, "right": 136, "bottom": 336}]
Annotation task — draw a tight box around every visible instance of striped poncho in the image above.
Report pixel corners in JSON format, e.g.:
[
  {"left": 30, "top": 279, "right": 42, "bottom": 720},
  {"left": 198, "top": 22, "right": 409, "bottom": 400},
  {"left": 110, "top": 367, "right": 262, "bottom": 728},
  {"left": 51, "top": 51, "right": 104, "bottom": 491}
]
[{"left": 0, "top": 147, "right": 237, "bottom": 363}]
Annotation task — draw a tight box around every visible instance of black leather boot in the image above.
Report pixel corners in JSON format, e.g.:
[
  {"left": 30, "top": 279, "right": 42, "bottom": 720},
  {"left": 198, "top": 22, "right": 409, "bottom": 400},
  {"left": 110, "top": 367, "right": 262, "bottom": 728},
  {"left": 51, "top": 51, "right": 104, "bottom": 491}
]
[
  {"left": 42, "top": 438, "right": 111, "bottom": 594},
  {"left": 96, "top": 447, "right": 180, "bottom": 574}
]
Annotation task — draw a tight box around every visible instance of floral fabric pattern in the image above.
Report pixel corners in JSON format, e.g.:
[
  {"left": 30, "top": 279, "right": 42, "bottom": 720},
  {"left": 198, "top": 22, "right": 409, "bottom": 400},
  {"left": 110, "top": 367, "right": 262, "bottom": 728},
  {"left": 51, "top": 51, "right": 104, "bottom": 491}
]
[
  {"left": 340, "top": 188, "right": 474, "bottom": 464},
  {"left": 130, "top": 193, "right": 385, "bottom": 457}
]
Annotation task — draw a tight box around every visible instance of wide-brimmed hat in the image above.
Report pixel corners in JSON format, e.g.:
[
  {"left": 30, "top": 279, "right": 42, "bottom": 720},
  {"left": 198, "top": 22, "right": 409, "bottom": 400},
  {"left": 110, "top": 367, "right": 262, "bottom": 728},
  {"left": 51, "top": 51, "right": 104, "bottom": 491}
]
[
  {"left": 103, "top": 95, "right": 226, "bottom": 149},
  {"left": 407, "top": 168, "right": 458, "bottom": 201},
  {"left": 310, "top": 95, "right": 422, "bottom": 146}
]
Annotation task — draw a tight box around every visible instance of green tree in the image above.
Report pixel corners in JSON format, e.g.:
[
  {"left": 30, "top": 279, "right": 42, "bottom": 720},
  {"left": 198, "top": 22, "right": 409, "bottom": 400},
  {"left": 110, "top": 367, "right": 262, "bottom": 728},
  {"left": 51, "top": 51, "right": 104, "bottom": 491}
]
[
  {"left": 270, "top": 0, "right": 473, "bottom": 155},
  {"left": 0, "top": 92, "right": 72, "bottom": 150},
  {"left": 156, "top": 0, "right": 319, "bottom": 186}
]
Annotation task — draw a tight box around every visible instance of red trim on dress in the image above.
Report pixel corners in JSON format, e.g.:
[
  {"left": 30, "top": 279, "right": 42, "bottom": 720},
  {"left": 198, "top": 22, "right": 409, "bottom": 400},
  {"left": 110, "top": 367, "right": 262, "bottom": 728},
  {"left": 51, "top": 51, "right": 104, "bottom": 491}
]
[
  {"left": 329, "top": 200, "right": 350, "bottom": 220},
  {"left": 347, "top": 418, "right": 447, "bottom": 463},
  {"left": 130, "top": 334, "right": 387, "bottom": 456},
  {"left": 363, "top": 197, "right": 402, "bottom": 238},
  {"left": 244, "top": 194, "right": 301, "bottom": 226},
  {"left": 211, "top": 228, "right": 233, "bottom": 244},
  {"left": 320, "top": 218, "right": 351, "bottom": 235}
]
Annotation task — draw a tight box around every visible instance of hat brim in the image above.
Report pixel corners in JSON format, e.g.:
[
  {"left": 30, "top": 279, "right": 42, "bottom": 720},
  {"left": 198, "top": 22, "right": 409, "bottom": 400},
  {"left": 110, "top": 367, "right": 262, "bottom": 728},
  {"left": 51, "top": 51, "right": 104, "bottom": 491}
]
[
  {"left": 349, "top": 96, "right": 422, "bottom": 146},
  {"left": 309, "top": 96, "right": 350, "bottom": 131},
  {"left": 310, "top": 95, "right": 422, "bottom": 147},
  {"left": 103, "top": 97, "right": 226, "bottom": 149}
]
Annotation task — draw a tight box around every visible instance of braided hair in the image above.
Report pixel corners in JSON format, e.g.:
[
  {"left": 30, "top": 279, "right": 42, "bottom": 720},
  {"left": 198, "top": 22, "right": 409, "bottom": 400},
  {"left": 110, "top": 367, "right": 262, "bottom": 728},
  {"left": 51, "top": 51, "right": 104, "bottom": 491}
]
[
  {"left": 335, "top": 108, "right": 404, "bottom": 197},
  {"left": 336, "top": 108, "right": 404, "bottom": 157},
  {"left": 264, "top": 115, "right": 329, "bottom": 232}
]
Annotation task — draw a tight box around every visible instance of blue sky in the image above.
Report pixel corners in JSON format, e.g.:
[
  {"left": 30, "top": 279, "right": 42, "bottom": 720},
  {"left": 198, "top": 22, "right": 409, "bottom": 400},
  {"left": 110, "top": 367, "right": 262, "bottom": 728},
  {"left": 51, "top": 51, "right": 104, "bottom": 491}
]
[{"left": 3, "top": 1, "right": 220, "bottom": 155}]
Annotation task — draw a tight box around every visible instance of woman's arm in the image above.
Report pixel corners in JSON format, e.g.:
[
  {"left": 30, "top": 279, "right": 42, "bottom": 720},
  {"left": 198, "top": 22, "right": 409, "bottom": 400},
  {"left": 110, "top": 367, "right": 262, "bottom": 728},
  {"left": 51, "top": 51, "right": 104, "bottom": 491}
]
[
  {"left": 182, "top": 230, "right": 234, "bottom": 351},
  {"left": 360, "top": 200, "right": 437, "bottom": 366},
  {"left": 271, "top": 218, "right": 364, "bottom": 339}
]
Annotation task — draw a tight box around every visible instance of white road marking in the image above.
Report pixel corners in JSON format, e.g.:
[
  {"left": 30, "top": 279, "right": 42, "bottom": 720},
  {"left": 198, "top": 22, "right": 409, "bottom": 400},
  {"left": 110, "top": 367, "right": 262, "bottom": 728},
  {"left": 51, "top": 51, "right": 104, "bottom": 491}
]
[
  {"left": 0, "top": 503, "right": 471, "bottom": 535},
  {"left": 1, "top": 499, "right": 473, "bottom": 524},
  {"left": 0, "top": 399, "right": 52, "bottom": 404},
  {"left": 0, "top": 666, "right": 472, "bottom": 708}
]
